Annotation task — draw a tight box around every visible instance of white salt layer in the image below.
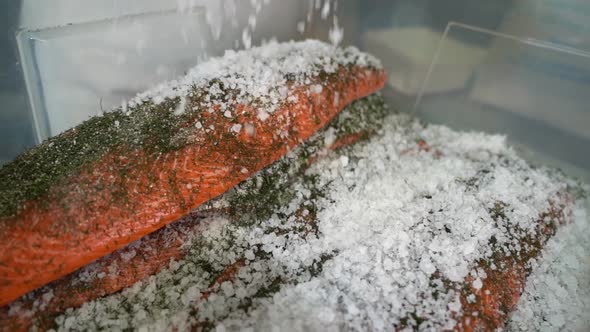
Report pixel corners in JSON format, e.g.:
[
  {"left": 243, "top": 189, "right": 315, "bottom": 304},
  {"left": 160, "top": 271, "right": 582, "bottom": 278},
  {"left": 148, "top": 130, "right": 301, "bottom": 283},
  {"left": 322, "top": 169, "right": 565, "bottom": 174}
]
[{"left": 51, "top": 110, "right": 586, "bottom": 332}]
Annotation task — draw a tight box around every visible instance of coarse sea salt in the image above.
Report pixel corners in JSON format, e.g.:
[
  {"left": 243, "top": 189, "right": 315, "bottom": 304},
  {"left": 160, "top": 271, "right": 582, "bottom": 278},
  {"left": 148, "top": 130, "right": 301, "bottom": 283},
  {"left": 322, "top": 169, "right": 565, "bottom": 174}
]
[
  {"left": 507, "top": 198, "right": 590, "bottom": 331},
  {"left": 125, "top": 39, "right": 381, "bottom": 121},
  {"left": 51, "top": 105, "right": 586, "bottom": 331}
]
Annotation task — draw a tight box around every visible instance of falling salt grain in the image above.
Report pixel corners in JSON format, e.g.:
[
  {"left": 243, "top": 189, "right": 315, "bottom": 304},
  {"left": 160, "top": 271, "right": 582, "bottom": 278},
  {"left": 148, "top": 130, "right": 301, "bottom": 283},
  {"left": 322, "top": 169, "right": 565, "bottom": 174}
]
[
  {"left": 315, "top": 0, "right": 321, "bottom": 10},
  {"left": 242, "top": 29, "right": 252, "bottom": 49},
  {"left": 221, "top": 282, "right": 235, "bottom": 297},
  {"left": 329, "top": 17, "right": 344, "bottom": 46},
  {"left": 321, "top": 0, "right": 331, "bottom": 19},
  {"left": 248, "top": 15, "right": 257, "bottom": 29},
  {"left": 297, "top": 21, "right": 306, "bottom": 34},
  {"left": 419, "top": 256, "right": 436, "bottom": 275}
]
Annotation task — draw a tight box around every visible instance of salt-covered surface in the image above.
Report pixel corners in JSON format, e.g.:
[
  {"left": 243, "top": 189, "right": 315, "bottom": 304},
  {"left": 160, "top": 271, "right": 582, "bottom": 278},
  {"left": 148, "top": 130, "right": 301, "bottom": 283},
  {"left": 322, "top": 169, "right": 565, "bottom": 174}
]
[
  {"left": 508, "top": 198, "right": 590, "bottom": 332},
  {"left": 126, "top": 39, "right": 380, "bottom": 118},
  {"left": 51, "top": 106, "right": 587, "bottom": 331}
]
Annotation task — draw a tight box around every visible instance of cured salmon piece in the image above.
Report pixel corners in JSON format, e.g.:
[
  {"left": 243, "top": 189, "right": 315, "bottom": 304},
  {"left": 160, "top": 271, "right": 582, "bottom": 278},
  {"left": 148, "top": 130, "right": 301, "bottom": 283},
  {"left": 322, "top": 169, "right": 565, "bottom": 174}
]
[
  {"left": 456, "top": 193, "right": 574, "bottom": 331},
  {"left": 397, "top": 142, "right": 576, "bottom": 331},
  {"left": 0, "top": 95, "right": 391, "bottom": 331},
  {"left": 0, "top": 40, "right": 386, "bottom": 306}
]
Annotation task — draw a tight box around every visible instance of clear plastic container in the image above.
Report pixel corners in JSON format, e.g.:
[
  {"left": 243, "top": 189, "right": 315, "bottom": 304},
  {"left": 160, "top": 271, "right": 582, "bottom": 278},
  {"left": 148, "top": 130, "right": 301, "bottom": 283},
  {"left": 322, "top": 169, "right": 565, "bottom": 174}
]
[
  {"left": 356, "top": 0, "right": 590, "bottom": 181},
  {"left": 17, "top": 8, "right": 210, "bottom": 142},
  {"left": 413, "top": 22, "right": 590, "bottom": 182}
]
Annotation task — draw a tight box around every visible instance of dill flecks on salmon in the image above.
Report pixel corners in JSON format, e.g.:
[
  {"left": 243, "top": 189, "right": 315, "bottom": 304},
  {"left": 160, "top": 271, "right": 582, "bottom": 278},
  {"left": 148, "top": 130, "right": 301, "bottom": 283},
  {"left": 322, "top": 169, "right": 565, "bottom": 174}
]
[{"left": 0, "top": 40, "right": 387, "bottom": 306}]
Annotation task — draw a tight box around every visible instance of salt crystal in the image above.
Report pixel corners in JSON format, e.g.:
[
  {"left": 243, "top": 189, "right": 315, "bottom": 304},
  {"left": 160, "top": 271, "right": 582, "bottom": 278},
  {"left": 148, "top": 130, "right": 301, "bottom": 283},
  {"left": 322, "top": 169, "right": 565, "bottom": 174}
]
[
  {"left": 120, "top": 250, "right": 137, "bottom": 263},
  {"left": 245, "top": 250, "right": 255, "bottom": 261},
  {"left": 216, "top": 323, "right": 227, "bottom": 332},
  {"left": 257, "top": 110, "right": 270, "bottom": 121},
  {"left": 242, "top": 28, "right": 252, "bottom": 49},
  {"left": 333, "top": 92, "right": 340, "bottom": 107},
  {"left": 323, "top": 127, "right": 336, "bottom": 147},
  {"left": 340, "top": 156, "right": 349, "bottom": 167},
  {"left": 448, "top": 297, "right": 462, "bottom": 312},
  {"left": 231, "top": 124, "right": 242, "bottom": 134},
  {"left": 419, "top": 256, "right": 436, "bottom": 276},
  {"left": 311, "top": 84, "right": 323, "bottom": 94},
  {"left": 472, "top": 278, "right": 483, "bottom": 290}
]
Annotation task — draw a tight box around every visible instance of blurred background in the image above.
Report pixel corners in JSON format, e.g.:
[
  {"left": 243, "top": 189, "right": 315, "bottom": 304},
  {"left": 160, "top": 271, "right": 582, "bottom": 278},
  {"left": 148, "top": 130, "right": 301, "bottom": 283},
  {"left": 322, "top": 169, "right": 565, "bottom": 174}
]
[{"left": 1, "top": 0, "right": 589, "bottom": 180}]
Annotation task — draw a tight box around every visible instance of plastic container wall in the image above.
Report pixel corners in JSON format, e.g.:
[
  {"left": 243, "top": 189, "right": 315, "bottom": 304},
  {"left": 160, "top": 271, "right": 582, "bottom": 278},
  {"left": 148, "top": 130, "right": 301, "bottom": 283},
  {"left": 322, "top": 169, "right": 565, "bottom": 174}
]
[
  {"left": 415, "top": 22, "right": 590, "bottom": 182},
  {"left": 357, "top": 0, "right": 590, "bottom": 181}
]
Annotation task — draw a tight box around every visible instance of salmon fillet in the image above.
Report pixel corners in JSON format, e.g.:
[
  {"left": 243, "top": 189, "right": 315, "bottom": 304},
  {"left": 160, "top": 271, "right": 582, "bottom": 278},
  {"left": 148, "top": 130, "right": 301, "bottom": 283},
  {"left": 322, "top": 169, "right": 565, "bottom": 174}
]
[
  {"left": 0, "top": 40, "right": 386, "bottom": 306},
  {"left": 1, "top": 94, "right": 390, "bottom": 331}
]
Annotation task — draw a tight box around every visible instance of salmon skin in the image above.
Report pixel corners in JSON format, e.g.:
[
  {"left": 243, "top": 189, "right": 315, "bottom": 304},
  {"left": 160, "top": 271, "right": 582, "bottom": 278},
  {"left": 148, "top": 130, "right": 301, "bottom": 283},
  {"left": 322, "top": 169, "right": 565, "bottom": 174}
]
[
  {"left": 0, "top": 40, "right": 386, "bottom": 306},
  {"left": 0, "top": 94, "right": 391, "bottom": 332}
]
